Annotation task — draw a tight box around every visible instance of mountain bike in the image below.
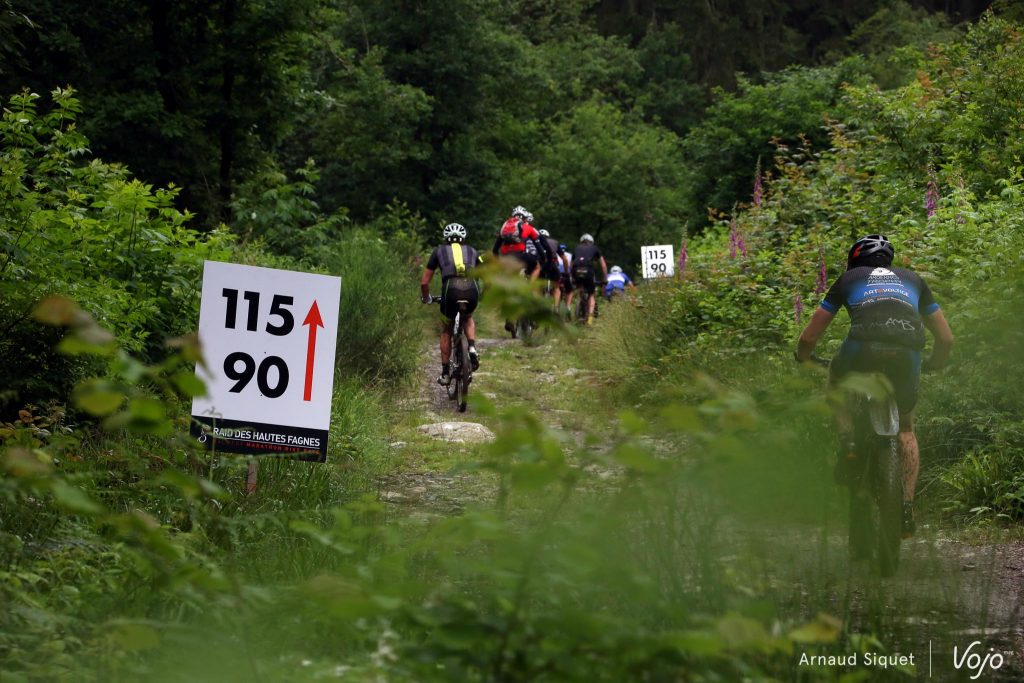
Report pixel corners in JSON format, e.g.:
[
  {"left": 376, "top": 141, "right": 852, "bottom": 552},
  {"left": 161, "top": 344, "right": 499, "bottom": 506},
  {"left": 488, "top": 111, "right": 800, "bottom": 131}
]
[
  {"left": 574, "top": 288, "right": 590, "bottom": 324},
  {"left": 573, "top": 280, "right": 604, "bottom": 324},
  {"left": 806, "top": 353, "right": 904, "bottom": 577},
  {"left": 432, "top": 296, "right": 473, "bottom": 412},
  {"left": 506, "top": 267, "right": 534, "bottom": 341}
]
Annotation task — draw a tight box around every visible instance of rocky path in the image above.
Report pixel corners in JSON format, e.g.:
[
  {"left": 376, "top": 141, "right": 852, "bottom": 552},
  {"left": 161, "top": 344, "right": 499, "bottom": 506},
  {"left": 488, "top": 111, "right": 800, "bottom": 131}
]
[{"left": 378, "top": 318, "right": 1024, "bottom": 679}]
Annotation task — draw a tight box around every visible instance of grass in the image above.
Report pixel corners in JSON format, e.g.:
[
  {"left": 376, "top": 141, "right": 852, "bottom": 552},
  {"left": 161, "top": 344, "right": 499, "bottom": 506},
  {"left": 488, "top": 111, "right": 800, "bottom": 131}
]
[{"left": 4, "top": 285, "right": 1022, "bottom": 681}]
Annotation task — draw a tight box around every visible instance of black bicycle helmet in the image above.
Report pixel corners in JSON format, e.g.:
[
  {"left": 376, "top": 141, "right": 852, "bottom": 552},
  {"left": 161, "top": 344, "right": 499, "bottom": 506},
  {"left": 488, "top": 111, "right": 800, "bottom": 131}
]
[{"left": 847, "top": 234, "right": 894, "bottom": 269}]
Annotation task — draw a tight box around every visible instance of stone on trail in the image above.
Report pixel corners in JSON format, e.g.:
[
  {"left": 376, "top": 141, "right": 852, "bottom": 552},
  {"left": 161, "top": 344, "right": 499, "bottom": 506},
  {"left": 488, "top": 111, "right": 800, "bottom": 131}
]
[{"left": 417, "top": 421, "right": 495, "bottom": 443}]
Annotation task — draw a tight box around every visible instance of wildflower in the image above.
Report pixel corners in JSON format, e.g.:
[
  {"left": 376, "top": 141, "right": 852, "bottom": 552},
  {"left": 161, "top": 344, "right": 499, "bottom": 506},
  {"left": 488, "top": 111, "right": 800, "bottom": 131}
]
[
  {"left": 678, "top": 239, "right": 688, "bottom": 274},
  {"left": 815, "top": 250, "right": 828, "bottom": 294},
  {"left": 729, "top": 219, "right": 748, "bottom": 259},
  {"left": 794, "top": 292, "right": 804, "bottom": 326},
  {"left": 752, "top": 157, "right": 763, "bottom": 207},
  {"left": 924, "top": 179, "right": 940, "bottom": 218}
]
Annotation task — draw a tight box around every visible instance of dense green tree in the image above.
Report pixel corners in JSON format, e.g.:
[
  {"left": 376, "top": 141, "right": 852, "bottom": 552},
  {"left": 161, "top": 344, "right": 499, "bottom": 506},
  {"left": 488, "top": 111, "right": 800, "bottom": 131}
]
[
  {"left": 678, "top": 64, "right": 856, "bottom": 231},
  {"left": 2, "top": 0, "right": 313, "bottom": 224},
  {"left": 507, "top": 101, "right": 686, "bottom": 267}
]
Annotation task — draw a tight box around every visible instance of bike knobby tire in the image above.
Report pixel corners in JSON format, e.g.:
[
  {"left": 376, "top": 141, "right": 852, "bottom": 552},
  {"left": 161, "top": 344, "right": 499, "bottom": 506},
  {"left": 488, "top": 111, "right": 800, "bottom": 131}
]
[
  {"left": 875, "top": 435, "right": 903, "bottom": 577},
  {"left": 576, "top": 295, "right": 588, "bottom": 325},
  {"left": 456, "top": 334, "right": 470, "bottom": 412}
]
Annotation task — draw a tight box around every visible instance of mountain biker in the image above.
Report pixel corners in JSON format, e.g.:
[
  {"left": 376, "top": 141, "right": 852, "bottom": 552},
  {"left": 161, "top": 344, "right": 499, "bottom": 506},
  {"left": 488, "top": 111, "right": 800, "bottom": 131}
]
[
  {"left": 538, "top": 228, "right": 570, "bottom": 308},
  {"left": 493, "top": 206, "right": 553, "bottom": 334},
  {"left": 557, "top": 243, "right": 573, "bottom": 320},
  {"left": 492, "top": 205, "right": 552, "bottom": 281},
  {"left": 421, "top": 223, "right": 483, "bottom": 387},
  {"left": 566, "top": 233, "right": 608, "bottom": 325},
  {"left": 604, "top": 265, "right": 636, "bottom": 301},
  {"left": 795, "top": 235, "right": 954, "bottom": 536}
]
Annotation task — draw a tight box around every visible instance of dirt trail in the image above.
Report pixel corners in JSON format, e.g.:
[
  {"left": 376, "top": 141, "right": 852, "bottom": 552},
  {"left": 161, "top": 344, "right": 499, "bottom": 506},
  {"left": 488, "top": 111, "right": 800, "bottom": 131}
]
[
  {"left": 382, "top": 324, "right": 1024, "bottom": 678},
  {"left": 376, "top": 334, "right": 516, "bottom": 514}
]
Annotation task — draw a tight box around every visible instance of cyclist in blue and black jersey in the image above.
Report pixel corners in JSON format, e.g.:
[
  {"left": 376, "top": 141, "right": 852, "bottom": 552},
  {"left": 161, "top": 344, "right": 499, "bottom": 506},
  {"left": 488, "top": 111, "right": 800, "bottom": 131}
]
[
  {"left": 795, "top": 235, "right": 954, "bottom": 536},
  {"left": 603, "top": 265, "right": 636, "bottom": 301},
  {"left": 421, "top": 223, "right": 483, "bottom": 386}
]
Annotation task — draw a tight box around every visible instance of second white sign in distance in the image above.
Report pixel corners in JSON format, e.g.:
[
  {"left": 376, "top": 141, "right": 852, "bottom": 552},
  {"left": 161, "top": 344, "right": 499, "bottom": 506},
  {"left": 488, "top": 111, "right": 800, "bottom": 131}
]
[{"left": 641, "top": 244, "right": 675, "bottom": 279}]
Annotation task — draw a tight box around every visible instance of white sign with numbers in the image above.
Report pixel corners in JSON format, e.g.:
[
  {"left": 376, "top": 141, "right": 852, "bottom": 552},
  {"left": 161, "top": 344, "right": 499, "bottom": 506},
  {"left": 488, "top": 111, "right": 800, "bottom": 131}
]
[
  {"left": 641, "top": 244, "right": 675, "bottom": 279},
  {"left": 190, "top": 261, "right": 341, "bottom": 461}
]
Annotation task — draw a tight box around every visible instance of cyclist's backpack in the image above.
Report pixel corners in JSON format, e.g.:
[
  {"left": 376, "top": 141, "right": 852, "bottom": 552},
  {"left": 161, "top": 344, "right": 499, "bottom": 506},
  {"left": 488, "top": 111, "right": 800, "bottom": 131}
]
[{"left": 500, "top": 217, "right": 524, "bottom": 245}]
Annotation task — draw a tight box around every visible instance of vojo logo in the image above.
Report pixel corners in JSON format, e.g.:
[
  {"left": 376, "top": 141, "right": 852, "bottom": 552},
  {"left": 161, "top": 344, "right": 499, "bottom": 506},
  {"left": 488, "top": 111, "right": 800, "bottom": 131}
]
[{"left": 953, "top": 641, "right": 1005, "bottom": 679}]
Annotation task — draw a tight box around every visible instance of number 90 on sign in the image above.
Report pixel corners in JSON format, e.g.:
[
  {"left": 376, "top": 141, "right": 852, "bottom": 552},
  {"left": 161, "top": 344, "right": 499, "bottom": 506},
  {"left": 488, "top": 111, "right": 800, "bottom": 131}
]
[{"left": 224, "top": 352, "right": 289, "bottom": 398}]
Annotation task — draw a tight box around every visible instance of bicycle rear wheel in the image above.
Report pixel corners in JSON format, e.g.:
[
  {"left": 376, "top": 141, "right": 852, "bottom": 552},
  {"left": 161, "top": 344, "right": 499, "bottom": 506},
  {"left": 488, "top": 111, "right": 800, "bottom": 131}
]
[
  {"left": 875, "top": 435, "right": 903, "bottom": 577},
  {"left": 456, "top": 334, "right": 470, "bottom": 412},
  {"left": 516, "top": 316, "right": 533, "bottom": 341}
]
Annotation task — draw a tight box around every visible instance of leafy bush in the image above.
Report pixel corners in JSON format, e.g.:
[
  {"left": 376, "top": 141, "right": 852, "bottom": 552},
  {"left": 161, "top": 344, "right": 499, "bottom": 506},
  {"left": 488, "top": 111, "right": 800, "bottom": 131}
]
[
  {"left": 0, "top": 88, "right": 233, "bottom": 409},
  {"left": 316, "top": 225, "right": 425, "bottom": 386},
  {"left": 590, "top": 14, "right": 1024, "bottom": 523}
]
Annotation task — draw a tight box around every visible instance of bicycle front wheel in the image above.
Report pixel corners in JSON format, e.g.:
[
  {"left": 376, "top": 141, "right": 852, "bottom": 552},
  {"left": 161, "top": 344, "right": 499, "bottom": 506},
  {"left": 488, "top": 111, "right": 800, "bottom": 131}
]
[{"left": 875, "top": 435, "right": 903, "bottom": 577}]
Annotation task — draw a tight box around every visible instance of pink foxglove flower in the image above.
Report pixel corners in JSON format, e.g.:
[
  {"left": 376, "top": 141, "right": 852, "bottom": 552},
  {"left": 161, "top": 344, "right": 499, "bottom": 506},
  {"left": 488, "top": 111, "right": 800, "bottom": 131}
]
[
  {"left": 729, "top": 219, "right": 748, "bottom": 259},
  {"left": 924, "top": 179, "right": 940, "bottom": 218},
  {"left": 752, "top": 158, "right": 763, "bottom": 208},
  {"left": 793, "top": 292, "right": 804, "bottom": 326},
  {"left": 678, "top": 239, "right": 688, "bottom": 274},
  {"left": 815, "top": 251, "right": 827, "bottom": 294}
]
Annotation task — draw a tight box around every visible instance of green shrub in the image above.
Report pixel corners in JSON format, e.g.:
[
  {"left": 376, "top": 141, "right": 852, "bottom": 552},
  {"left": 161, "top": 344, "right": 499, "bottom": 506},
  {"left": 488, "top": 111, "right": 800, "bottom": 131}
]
[
  {"left": 0, "top": 88, "right": 233, "bottom": 410},
  {"left": 317, "top": 227, "right": 424, "bottom": 386}
]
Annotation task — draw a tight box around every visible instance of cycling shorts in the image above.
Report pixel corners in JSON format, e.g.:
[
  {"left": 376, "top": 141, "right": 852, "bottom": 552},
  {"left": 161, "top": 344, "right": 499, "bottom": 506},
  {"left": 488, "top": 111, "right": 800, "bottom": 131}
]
[
  {"left": 571, "top": 265, "right": 596, "bottom": 295},
  {"left": 440, "top": 277, "right": 479, "bottom": 320},
  {"left": 830, "top": 339, "right": 922, "bottom": 415},
  {"left": 506, "top": 252, "right": 537, "bottom": 275},
  {"left": 559, "top": 272, "right": 573, "bottom": 294}
]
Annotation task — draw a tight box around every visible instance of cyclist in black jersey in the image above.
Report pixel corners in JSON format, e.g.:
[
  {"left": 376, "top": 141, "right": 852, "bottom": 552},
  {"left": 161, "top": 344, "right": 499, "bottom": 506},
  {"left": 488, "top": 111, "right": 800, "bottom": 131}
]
[
  {"left": 795, "top": 235, "right": 954, "bottom": 535},
  {"left": 421, "top": 223, "right": 482, "bottom": 386},
  {"left": 565, "top": 234, "right": 608, "bottom": 325},
  {"left": 537, "top": 228, "right": 570, "bottom": 309}
]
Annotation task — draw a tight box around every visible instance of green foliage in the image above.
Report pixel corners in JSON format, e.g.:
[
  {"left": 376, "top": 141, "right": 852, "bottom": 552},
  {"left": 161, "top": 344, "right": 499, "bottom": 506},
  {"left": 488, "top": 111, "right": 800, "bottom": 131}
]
[
  {"left": 590, "top": 14, "right": 1024, "bottom": 524},
  {"left": 0, "top": 88, "right": 233, "bottom": 409},
  {"left": 508, "top": 101, "right": 686, "bottom": 266},
  {"left": 317, "top": 226, "right": 424, "bottom": 385},
  {"left": 679, "top": 64, "right": 853, "bottom": 231}
]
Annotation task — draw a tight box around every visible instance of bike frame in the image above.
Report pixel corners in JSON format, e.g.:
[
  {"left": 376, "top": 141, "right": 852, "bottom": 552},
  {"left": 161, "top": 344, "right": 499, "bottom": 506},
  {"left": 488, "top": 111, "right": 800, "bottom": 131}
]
[{"left": 433, "top": 295, "right": 472, "bottom": 412}]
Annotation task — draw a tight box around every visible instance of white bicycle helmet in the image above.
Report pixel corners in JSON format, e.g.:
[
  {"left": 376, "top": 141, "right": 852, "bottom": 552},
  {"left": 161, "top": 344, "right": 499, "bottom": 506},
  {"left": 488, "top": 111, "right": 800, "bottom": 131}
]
[
  {"left": 524, "top": 211, "right": 535, "bottom": 223},
  {"left": 610, "top": 265, "right": 623, "bottom": 275},
  {"left": 538, "top": 228, "right": 550, "bottom": 237},
  {"left": 512, "top": 205, "right": 529, "bottom": 218},
  {"left": 443, "top": 222, "right": 467, "bottom": 243},
  {"left": 580, "top": 233, "right": 594, "bottom": 244}
]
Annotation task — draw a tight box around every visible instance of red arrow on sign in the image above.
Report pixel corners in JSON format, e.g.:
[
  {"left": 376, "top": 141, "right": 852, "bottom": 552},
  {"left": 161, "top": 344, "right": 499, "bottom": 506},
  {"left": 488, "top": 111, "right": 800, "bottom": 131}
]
[{"left": 302, "top": 301, "right": 324, "bottom": 402}]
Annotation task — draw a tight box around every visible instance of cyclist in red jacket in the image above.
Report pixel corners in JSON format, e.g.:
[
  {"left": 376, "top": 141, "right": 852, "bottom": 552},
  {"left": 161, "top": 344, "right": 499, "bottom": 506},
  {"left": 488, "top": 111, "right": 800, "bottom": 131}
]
[{"left": 492, "top": 205, "right": 552, "bottom": 281}]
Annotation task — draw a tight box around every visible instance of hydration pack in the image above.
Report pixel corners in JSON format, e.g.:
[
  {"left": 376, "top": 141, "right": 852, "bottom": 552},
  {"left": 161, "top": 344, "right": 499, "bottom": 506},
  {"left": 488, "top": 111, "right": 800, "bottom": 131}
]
[{"left": 500, "top": 217, "right": 524, "bottom": 245}]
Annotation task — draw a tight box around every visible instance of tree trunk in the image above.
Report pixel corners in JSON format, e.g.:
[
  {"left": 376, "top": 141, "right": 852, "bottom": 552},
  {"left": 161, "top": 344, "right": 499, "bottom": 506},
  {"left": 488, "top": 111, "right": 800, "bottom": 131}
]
[{"left": 219, "top": 0, "right": 238, "bottom": 224}]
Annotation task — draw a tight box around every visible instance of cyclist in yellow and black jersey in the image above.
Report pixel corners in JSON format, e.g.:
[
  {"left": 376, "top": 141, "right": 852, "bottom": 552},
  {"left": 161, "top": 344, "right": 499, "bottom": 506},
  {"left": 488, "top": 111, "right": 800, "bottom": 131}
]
[{"left": 420, "top": 223, "right": 482, "bottom": 386}]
